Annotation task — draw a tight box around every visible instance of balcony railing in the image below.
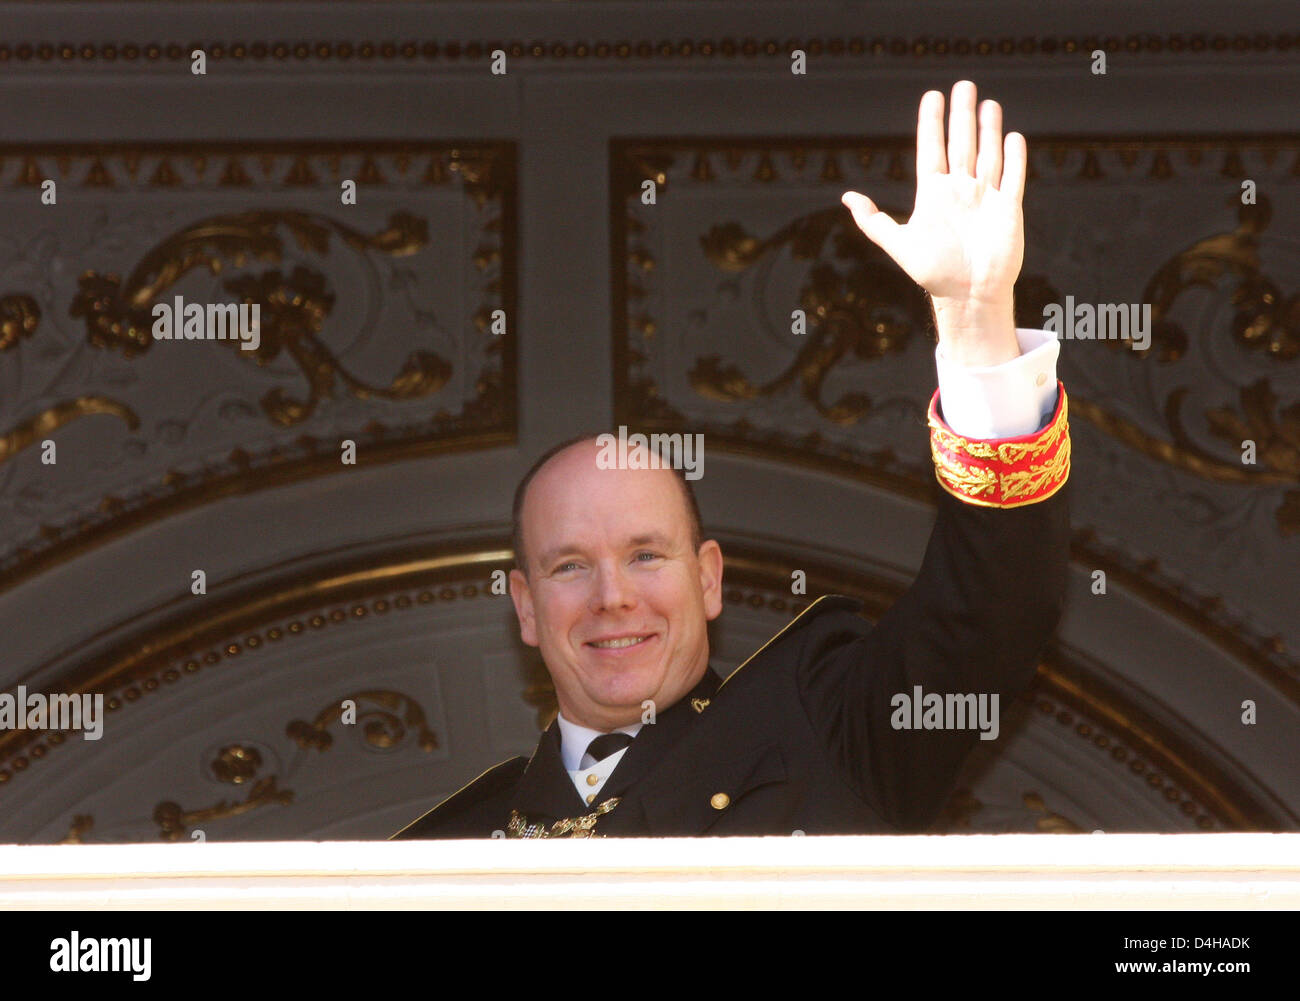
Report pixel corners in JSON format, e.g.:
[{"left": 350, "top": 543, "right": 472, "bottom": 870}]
[{"left": 1, "top": 833, "right": 1296, "bottom": 908}]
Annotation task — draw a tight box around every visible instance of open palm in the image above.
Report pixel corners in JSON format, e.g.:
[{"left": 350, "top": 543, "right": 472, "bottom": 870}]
[{"left": 842, "top": 80, "right": 1026, "bottom": 311}]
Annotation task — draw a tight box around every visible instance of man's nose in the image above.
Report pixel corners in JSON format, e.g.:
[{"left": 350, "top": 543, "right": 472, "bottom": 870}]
[{"left": 589, "top": 563, "right": 637, "bottom": 612}]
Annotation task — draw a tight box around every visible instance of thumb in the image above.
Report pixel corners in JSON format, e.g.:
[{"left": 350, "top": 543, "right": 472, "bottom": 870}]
[{"left": 841, "top": 191, "right": 904, "bottom": 261}]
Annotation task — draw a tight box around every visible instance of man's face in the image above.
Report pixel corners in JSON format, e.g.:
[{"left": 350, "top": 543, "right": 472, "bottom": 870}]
[{"left": 509, "top": 440, "right": 724, "bottom": 730}]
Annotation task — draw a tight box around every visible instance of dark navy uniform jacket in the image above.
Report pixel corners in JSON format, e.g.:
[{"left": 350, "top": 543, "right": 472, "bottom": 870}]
[{"left": 391, "top": 485, "right": 1069, "bottom": 838}]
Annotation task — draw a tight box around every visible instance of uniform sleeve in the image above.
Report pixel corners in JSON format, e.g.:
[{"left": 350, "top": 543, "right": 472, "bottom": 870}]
[{"left": 795, "top": 388, "right": 1071, "bottom": 830}]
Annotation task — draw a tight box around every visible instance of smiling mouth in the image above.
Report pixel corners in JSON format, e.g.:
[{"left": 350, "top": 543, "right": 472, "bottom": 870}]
[{"left": 587, "top": 634, "right": 654, "bottom": 650}]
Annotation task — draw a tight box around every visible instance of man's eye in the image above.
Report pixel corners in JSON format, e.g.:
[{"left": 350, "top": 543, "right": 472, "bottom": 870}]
[
  {"left": 555, "top": 561, "right": 580, "bottom": 573},
  {"left": 634, "top": 551, "right": 661, "bottom": 562}
]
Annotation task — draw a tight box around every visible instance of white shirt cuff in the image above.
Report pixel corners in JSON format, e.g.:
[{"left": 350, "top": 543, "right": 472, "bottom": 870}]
[{"left": 934, "top": 327, "right": 1060, "bottom": 439}]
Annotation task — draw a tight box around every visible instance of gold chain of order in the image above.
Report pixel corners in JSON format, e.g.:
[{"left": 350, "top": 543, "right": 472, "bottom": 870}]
[{"left": 505, "top": 797, "right": 621, "bottom": 838}]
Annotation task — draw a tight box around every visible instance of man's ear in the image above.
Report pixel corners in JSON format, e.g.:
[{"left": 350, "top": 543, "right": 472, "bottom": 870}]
[
  {"left": 509, "top": 568, "right": 539, "bottom": 646},
  {"left": 697, "top": 539, "right": 724, "bottom": 621}
]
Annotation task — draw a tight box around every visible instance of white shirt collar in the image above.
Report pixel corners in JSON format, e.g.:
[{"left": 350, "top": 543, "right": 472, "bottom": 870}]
[{"left": 555, "top": 712, "right": 643, "bottom": 772}]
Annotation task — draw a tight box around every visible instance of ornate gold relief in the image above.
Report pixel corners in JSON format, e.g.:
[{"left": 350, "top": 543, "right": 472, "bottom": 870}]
[
  {"left": 287, "top": 690, "right": 438, "bottom": 753},
  {"left": 1144, "top": 197, "right": 1296, "bottom": 362},
  {"left": 69, "top": 212, "right": 451, "bottom": 427},
  {"left": 0, "top": 396, "right": 139, "bottom": 465},
  {"left": 59, "top": 814, "right": 93, "bottom": 844},
  {"left": 0, "top": 142, "right": 518, "bottom": 595},
  {"left": 621, "top": 144, "right": 1298, "bottom": 481},
  {"left": 0, "top": 292, "right": 38, "bottom": 350},
  {"left": 1196, "top": 381, "right": 1300, "bottom": 535},
  {"left": 613, "top": 140, "right": 936, "bottom": 503},
  {"left": 145, "top": 688, "right": 439, "bottom": 841},
  {"left": 692, "top": 210, "right": 927, "bottom": 424},
  {"left": 70, "top": 210, "right": 422, "bottom": 358},
  {"left": 211, "top": 744, "right": 262, "bottom": 784},
  {"left": 1018, "top": 195, "right": 1300, "bottom": 532},
  {"left": 0, "top": 292, "right": 140, "bottom": 465},
  {"left": 0, "top": 540, "right": 461, "bottom": 838},
  {"left": 154, "top": 775, "right": 293, "bottom": 841}
]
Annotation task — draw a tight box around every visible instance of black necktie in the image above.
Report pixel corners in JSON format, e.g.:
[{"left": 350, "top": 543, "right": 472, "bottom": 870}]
[{"left": 585, "top": 732, "right": 634, "bottom": 764}]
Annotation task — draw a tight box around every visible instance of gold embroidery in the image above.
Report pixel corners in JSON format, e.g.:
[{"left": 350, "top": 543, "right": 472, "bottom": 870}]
[
  {"left": 930, "top": 433, "right": 999, "bottom": 461},
  {"left": 506, "top": 797, "right": 621, "bottom": 838},
  {"left": 691, "top": 697, "right": 711, "bottom": 713},
  {"left": 930, "top": 389, "right": 1070, "bottom": 464},
  {"left": 995, "top": 410, "right": 1067, "bottom": 463},
  {"left": 999, "top": 437, "right": 1073, "bottom": 501},
  {"left": 930, "top": 442, "right": 1072, "bottom": 509},
  {"left": 929, "top": 447, "right": 999, "bottom": 498}
]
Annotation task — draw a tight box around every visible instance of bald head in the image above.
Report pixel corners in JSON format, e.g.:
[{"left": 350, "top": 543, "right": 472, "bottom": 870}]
[{"left": 511, "top": 434, "right": 703, "bottom": 577}]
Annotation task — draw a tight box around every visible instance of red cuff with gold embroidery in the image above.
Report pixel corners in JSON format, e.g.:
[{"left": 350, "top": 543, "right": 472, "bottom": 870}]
[{"left": 927, "top": 382, "right": 1070, "bottom": 508}]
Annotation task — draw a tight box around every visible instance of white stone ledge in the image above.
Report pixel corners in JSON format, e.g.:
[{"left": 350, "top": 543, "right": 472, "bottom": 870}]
[{"left": 0, "top": 833, "right": 1296, "bottom": 909}]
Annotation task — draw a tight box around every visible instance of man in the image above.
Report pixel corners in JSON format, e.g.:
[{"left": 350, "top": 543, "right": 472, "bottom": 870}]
[{"left": 391, "top": 80, "right": 1070, "bottom": 839}]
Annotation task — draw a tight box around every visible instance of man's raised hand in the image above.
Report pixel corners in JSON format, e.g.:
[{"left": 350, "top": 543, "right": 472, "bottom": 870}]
[{"left": 841, "top": 80, "right": 1026, "bottom": 367}]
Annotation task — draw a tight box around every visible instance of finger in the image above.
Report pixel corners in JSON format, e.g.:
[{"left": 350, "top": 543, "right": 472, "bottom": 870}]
[
  {"left": 975, "top": 99, "right": 1003, "bottom": 188},
  {"left": 916, "top": 89, "right": 947, "bottom": 176},
  {"left": 1003, "top": 131, "right": 1027, "bottom": 202},
  {"left": 947, "top": 79, "right": 977, "bottom": 177},
  {"left": 842, "top": 191, "right": 904, "bottom": 260}
]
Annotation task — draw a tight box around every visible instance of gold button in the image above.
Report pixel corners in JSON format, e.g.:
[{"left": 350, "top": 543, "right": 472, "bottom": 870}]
[
  {"left": 586, "top": 773, "right": 599, "bottom": 786},
  {"left": 586, "top": 793, "right": 596, "bottom": 804},
  {"left": 710, "top": 792, "right": 730, "bottom": 810},
  {"left": 1035, "top": 372, "right": 1048, "bottom": 387}
]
